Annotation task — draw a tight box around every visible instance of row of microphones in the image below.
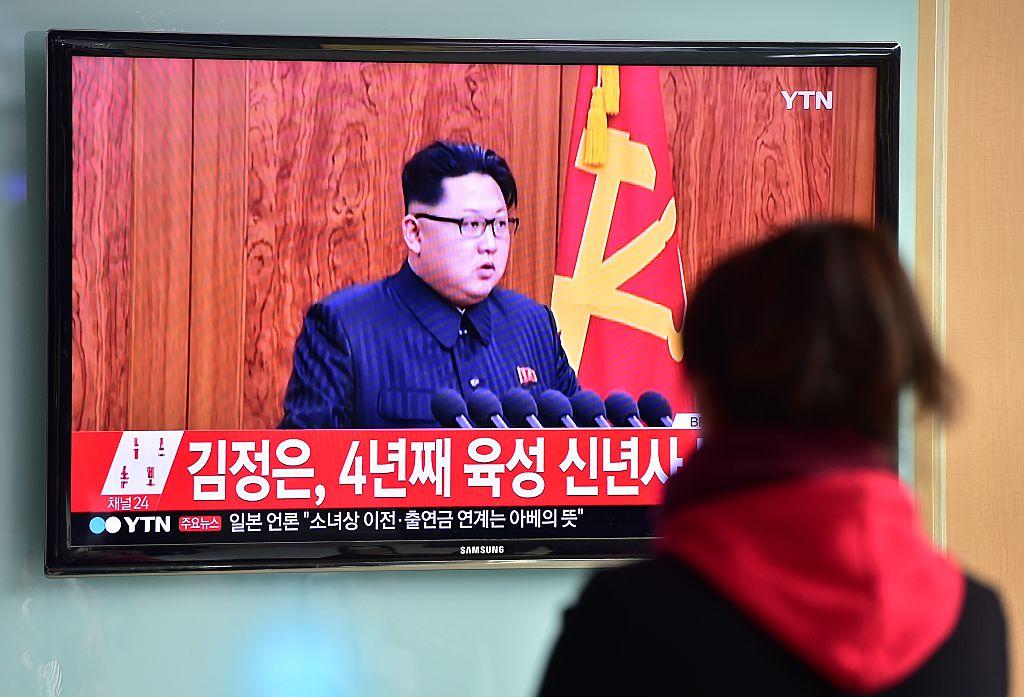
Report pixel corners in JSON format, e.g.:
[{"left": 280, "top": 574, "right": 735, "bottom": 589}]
[{"left": 430, "top": 387, "right": 674, "bottom": 429}]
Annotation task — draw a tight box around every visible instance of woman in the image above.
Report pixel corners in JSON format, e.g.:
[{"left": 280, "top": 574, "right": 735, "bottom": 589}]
[{"left": 537, "top": 221, "right": 1008, "bottom": 696}]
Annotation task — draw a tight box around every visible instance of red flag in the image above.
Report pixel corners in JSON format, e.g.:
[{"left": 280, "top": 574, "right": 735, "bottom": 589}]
[{"left": 552, "top": 66, "right": 694, "bottom": 415}]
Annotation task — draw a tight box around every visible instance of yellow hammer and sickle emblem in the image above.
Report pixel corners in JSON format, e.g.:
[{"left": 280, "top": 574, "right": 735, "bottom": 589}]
[{"left": 551, "top": 128, "right": 686, "bottom": 371}]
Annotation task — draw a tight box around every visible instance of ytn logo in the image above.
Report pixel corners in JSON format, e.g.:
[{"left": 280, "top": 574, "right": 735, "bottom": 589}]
[
  {"left": 89, "top": 515, "right": 171, "bottom": 534},
  {"left": 781, "top": 90, "right": 833, "bottom": 110}
]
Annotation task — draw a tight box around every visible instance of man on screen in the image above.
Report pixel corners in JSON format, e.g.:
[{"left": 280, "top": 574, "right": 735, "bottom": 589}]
[{"left": 280, "top": 140, "right": 580, "bottom": 429}]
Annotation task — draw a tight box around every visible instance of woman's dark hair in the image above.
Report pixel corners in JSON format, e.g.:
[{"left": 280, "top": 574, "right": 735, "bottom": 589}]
[
  {"left": 401, "top": 140, "right": 518, "bottom": 212},
  {"left": 683, "top": 220, "right": 951, "bottom": 442}
]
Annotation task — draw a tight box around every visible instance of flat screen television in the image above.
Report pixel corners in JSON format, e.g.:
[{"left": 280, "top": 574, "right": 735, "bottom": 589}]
[{"left": 45, "top": 31, "right": 899, "bottom": 575}]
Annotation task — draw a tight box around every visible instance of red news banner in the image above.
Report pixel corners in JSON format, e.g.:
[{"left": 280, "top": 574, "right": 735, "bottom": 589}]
[{"left": 71, "top": 429, "right": 700, "bottom": 514}]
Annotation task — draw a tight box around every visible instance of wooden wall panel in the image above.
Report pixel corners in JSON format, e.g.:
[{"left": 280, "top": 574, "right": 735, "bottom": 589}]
[
  {"left": 240, "top": 61, "right": 562, "bottom": 428},
  {"left": 244, "top": 60, "right": 368, "bottom": 429},
  {"left": 557, "top": 65, "right": 581, "bottom": 234},
  {"left": 127, "top": 59, "right": 194, "bottom": 429},
  {"left": 188, "top": 60, "right": 247, "bottom": 429},
  {"left": 506, "top": 66, "right": 563, "bottom": 304},
  {"left": 940, "top": 0, "right": 1024, "bottom": 690},
  {"left": 831, "top": 67, "right": 877, "bottom": 222},
  {"left": 662, "top": 66, "right": 837, "bottom": 293},
  {"left": 71, "top": 57, "right": 133, "bottom": 431},
  {"left": 350, "top": 61, "right": 420, "bottom": 284}
]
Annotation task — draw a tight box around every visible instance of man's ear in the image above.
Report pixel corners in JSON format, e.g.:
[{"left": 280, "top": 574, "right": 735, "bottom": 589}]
[{"left": 402, "top": 214, "right": 422, "bottom": 255}]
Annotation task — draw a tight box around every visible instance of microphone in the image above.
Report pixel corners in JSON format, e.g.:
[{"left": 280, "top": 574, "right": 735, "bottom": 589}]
[
  {"left": 536, "top": 390, "right": 578, "bottom": 428},
  {"left": 431, "top": 389, "right": 474, "bottom": 429},
  {"left": 501, "top": 388, "right": 544, "bottom": 428},
  {"left": 466, "top": 389, "right": 509, "bottom": 428},
  {"left": 569, "top": 390, "right": 613, "bottom": 428},
  {"left": 638, "top": 391, "right": 675, "bottom": 427},
  {"left": 605, "top": 391, "right": 645, "bottom": 428}
]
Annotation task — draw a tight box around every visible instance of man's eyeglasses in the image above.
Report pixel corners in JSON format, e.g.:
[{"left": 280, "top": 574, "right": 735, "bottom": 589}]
[{"left": 414, "top": 213, "right": 520, "bottom": 239}]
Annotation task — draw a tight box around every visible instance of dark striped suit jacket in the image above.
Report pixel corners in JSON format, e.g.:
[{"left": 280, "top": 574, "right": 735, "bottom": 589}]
[{"left": 280, "top": 261, "right": 580, "bottom": 428}]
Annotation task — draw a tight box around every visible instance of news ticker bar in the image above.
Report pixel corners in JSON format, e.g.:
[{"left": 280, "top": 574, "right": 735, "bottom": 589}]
[
  {"left": 71, "top": 428, "right": 700, "bottom": 512},
  {"left": 69, "top": 505, "right": 655, "bottom": 546}
]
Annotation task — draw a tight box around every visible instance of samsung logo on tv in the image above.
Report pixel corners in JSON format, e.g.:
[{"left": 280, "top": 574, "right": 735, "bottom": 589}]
[
  {"left": 781, "top": 90, "right": 833, "bottom": 110},
  {"left": 459, "top": 545, "right": 505, "bottom": 555}
]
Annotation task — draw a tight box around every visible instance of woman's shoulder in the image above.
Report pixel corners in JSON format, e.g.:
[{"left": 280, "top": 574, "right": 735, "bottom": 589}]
[{"left": 575, "top": 555, "right": 735, "bottom": 621}]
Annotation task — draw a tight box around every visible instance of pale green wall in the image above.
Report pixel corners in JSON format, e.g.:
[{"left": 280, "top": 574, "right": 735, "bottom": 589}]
[{"left": 0, "top": 1, "right": 918, "bottom": 695}]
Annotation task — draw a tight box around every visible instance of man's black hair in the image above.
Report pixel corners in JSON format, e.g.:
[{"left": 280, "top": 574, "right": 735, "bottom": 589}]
[{"left": 402, "top": 140, "right": 518, "bottom": 212}]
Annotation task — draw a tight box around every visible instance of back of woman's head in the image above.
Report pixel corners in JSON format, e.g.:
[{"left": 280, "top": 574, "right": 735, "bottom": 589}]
[{"left": 683, "top": 220, "right": 950, "bottom": 442}]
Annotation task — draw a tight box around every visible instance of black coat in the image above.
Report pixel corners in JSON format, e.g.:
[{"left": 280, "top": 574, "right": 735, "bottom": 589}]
[
  {"left": 537, "top": 556, "right": 1007, "bottom": 697},
  {"left": 280, "top": 261, "right": 579, "bottom": 428},
  {"left": 537, "top": 430, "right": 1009, "bottom": 697}
]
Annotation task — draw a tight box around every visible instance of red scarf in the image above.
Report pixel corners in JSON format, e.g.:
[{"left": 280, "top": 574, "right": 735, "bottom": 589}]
[{"left": 657, "top": 429, "right": 964, "bottom": 693}]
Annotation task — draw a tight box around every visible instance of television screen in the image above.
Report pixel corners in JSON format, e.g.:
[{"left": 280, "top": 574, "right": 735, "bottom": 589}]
[{"left": 46, "top": 32, "right": 898, "bottom": 575}]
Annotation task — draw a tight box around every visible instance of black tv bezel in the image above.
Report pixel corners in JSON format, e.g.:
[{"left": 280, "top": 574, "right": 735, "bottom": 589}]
[{"left": 45, "top": 30, "right": 900, "bottom": 576}]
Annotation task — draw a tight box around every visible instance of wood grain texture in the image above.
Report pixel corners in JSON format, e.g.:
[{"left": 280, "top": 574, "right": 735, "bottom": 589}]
[
  {"left": 557, "top": 65, "right": 581, "bottom": 260},
  {"left": 71, "top": 57, "right": 133, "bottom": 431},
  {"left": 942, "top": 0, "right": 1024, "bottom": 689},
  {"left": 915, "top": 0, "right": 943, "bottom": 544},
  {"left": 505, "top": 65, "right": 562, "bottom": 304},
  {"left": 831, "top": 66, "right": 877, "bottom": 222},
  {"left": 188, "top": 60, "right": 247, "bottom": 429},
  {"left": 244, "top": 60, "right": 363, "bottom": 429},
  {"left": 663, "top": 66, "right": 838, "bottom": 293},
  {"left": 127, "top": 58, "right": 194, "bottom": 429}
]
